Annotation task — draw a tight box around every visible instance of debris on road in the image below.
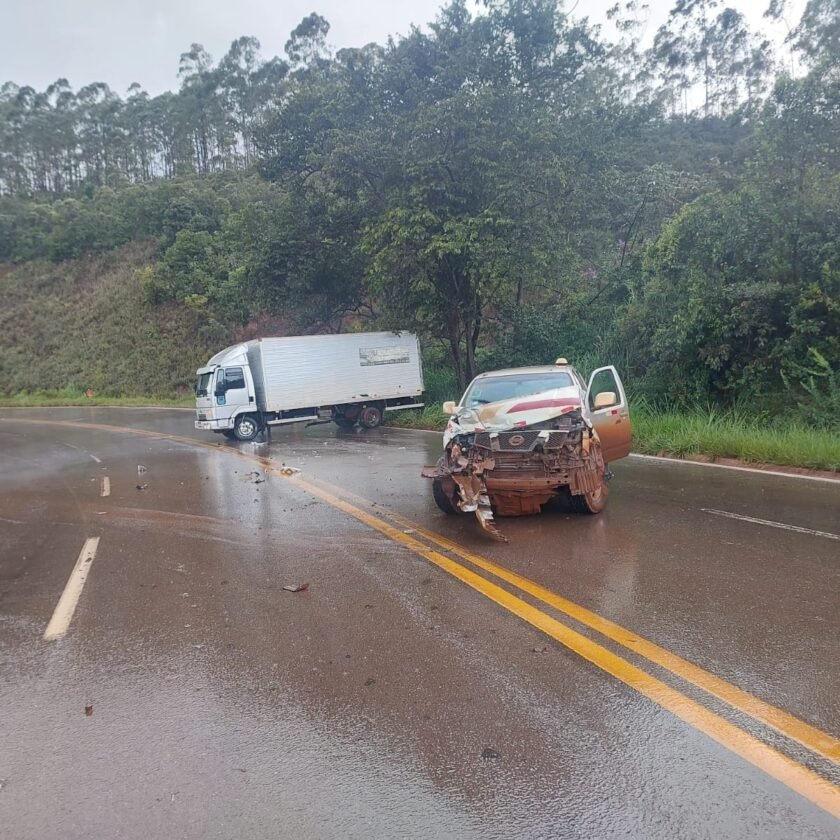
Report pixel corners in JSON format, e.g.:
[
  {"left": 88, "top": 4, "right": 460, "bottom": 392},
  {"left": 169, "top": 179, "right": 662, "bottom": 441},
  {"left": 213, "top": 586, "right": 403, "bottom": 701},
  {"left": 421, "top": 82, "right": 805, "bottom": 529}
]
[
  {"left": 481, "top": 747, "right": 500, "bottom": 760},
  {"left": 279, "top": 466, "right": 301, "bottom": 476},
  {"left": 365, "top": 677, "right": 376, "bottom": 686},
  {"left": 282, "top": 582, "right": 310, "bottom": 592},
  {"left": 135, "top": 484, "right": 148, "bottom": 491},
  {"left": 84, "top": 704, "right": 93, "bottom": 717},
  {"left": 137, "top": 465, "right": 147, "bottom": 475}
]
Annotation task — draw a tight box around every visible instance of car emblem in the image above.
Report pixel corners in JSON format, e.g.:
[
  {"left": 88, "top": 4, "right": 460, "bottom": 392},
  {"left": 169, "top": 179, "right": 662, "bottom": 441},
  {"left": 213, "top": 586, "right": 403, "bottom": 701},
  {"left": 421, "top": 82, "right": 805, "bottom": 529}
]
[{"left": 509, "top": 434, "right": 525, "bottom": 446}]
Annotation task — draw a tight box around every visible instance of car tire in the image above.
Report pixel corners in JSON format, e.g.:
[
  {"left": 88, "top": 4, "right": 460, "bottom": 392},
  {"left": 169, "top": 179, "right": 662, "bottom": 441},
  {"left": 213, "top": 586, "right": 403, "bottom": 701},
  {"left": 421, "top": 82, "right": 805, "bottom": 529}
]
[
  {"left": 431, "top": 458, "right": 461, "bottom": 514},
  {"left": 571, "top": 476, "right": 609, "bottom": 514},
  {"left": 358, "top": 405, "right": 383, "bottom": 429},
  {"left": 233, "top": 414, "right": 260, "bottom": 441}
]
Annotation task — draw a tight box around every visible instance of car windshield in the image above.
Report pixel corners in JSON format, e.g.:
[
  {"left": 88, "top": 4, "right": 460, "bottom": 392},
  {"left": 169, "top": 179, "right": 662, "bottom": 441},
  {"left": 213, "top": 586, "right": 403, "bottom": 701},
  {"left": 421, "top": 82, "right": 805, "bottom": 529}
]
[
  {"left": 195, "top": 372, "right": 212, "bottom": 397},
  {"left": 462, "top": 372, "right": 575, "bottom": 407}
]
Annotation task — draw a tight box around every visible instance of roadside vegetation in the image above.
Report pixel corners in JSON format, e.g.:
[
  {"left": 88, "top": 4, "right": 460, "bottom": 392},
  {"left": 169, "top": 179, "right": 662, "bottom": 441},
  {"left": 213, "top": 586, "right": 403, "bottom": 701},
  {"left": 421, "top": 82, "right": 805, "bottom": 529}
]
[{"left": 1, "top": 1, "right": 837, "bottom": 471}]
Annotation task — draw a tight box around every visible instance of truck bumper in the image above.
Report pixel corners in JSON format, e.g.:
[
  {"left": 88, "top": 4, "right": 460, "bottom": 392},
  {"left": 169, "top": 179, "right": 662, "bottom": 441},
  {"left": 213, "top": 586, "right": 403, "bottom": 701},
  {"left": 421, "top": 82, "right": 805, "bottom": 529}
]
[{"left": 194, "top": 418, "right": 233, "bottom": 431}]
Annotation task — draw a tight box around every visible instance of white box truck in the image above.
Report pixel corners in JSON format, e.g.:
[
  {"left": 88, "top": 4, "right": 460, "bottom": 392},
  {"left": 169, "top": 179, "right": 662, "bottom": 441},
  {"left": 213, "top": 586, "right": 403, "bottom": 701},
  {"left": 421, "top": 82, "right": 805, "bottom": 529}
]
[{"left": 194, "top": 332, "right": 424, "bottom": 440}]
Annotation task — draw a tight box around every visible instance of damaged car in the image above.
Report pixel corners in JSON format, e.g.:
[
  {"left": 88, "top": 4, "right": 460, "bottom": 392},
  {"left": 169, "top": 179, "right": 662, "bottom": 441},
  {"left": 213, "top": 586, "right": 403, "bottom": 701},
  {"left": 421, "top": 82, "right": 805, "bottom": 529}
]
[{"left": 421, "top": 360, "right": 632, "bottom": 541}]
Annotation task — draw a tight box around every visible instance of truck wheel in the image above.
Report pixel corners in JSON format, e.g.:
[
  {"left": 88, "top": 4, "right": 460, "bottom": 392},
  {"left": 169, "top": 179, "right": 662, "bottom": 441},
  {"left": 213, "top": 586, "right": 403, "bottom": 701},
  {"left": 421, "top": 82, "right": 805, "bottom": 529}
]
[
  {"left": 234, "top": 415, "right": 260, "bottom": 442},
  {"left": 571, "top": 477, "right": 609, "bottom": 514},
  {"left": 358, "top": 405, "right": 383, "bottom": 429}
]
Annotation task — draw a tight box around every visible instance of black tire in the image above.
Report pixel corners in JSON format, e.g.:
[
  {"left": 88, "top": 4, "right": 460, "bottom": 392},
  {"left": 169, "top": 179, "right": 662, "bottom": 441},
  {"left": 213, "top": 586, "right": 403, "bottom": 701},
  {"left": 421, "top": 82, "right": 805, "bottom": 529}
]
[
  {"left": 233, "top": 414, "right": 260, "bottom": 441},
  {"left": 570, "top": 477, "right": 609, "bottom": 514},
  {"left": 431, "top": 457, "right": 461, "bottom": 515},
  {"left": 432, "top": 478, "right": 460, "bottom": 514},
  {"left": 358, "top": 405, "right": 383, "bottom": 429},
  {"left": 333, "top": 415, "right": 357, "bottom": 428}
]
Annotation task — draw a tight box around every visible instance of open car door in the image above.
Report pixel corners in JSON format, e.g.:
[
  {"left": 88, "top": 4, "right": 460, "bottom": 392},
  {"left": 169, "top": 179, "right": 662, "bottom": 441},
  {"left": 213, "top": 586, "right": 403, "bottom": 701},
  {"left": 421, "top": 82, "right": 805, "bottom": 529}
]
[{"left": 585, "top": 366, "right": 632, "bottom": 463}]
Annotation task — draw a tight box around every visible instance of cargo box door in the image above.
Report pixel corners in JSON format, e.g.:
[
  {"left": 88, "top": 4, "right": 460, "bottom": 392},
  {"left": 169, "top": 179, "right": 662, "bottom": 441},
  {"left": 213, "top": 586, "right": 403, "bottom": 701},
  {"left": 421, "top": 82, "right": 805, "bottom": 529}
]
[{"left": 585, "top": 366, "right": 632, "bottom": 462}]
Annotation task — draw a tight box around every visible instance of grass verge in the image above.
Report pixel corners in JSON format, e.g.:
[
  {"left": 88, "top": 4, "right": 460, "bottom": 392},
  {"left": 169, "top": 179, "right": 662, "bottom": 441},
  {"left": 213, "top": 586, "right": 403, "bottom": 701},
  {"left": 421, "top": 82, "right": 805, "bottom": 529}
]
[
  {"left": 0, "top": 389, "right": 193, "bottom": 408},
  {"left": 387, "top": 404, "right": 840, "bottom": 473}
]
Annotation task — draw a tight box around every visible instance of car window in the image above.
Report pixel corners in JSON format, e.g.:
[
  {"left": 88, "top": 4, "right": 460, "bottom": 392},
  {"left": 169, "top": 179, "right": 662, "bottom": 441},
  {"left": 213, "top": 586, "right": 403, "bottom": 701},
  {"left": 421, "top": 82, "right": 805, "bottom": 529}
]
[{"left": 463, "top": 372, "right": 574, "bottom": 407}]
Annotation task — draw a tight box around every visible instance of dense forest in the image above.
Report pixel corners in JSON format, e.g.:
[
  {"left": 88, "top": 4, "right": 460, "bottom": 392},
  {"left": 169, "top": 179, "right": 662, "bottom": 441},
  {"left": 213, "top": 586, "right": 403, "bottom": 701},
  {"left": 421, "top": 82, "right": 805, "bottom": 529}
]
[{"left": 0, "top": 0, "right": 837, "bottom": 427}]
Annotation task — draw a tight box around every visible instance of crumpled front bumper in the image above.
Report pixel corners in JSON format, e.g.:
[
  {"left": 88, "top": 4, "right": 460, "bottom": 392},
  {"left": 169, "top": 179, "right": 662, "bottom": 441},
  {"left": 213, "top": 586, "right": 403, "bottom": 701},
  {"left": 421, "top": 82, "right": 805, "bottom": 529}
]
[{"left": 422, "top": 420, "right": 606, "bottom": 540}]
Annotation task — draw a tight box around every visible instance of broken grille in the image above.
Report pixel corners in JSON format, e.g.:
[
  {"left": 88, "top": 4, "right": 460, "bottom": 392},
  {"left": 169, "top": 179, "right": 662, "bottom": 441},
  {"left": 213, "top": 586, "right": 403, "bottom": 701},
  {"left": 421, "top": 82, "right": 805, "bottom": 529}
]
[{"left": 473, "top": 430, "right": 570, "bottom": 452}]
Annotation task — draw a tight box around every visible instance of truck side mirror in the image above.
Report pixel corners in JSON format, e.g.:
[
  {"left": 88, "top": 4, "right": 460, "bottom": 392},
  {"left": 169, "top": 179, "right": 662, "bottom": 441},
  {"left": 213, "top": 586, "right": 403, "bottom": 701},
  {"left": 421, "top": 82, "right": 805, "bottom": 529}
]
[{"left": 442, "top": 400, "right": 457, "bottom": 415}]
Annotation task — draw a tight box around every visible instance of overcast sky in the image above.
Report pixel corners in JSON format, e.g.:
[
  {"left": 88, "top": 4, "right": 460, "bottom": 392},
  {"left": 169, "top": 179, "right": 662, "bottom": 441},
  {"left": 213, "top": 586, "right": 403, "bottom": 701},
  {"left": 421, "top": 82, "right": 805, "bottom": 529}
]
[{"left": 2, "top": 0, "right": 799, "bottom": 96}]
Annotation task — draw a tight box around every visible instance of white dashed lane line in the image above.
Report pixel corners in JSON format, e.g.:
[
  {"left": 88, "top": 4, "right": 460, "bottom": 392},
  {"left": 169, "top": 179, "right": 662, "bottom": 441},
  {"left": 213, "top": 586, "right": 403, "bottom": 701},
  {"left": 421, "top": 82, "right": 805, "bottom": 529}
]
[
  {"left": 43, "top": 537, "right": 101, "bottom": 641},
  {"left": 702, "top": 508, "right": 839, "bottom": 541}
]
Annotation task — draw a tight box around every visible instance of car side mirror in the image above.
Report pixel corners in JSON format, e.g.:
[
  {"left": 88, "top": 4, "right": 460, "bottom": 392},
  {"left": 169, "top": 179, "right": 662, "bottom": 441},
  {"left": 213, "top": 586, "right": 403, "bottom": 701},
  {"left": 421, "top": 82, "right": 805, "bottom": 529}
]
[
  {"left": 593, "top": 391, "right": 617, "bottom": 409},
  {"left": 442, "top": 400, "right": 457, "bottom": 415}
]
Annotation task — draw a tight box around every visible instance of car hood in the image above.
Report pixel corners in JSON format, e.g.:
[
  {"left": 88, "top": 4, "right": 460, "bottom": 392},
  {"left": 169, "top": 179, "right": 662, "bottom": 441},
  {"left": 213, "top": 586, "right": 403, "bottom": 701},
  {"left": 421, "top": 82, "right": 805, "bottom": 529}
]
[{"left": 445, "top": 392, "right": 582, "bottom": 441}]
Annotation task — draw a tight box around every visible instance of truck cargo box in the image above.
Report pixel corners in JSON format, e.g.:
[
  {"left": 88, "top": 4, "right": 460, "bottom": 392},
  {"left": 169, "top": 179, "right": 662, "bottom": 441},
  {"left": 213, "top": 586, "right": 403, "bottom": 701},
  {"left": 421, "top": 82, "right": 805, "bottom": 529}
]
[{"left": 246, "top": 332, "right": 423, "bottom": 413}]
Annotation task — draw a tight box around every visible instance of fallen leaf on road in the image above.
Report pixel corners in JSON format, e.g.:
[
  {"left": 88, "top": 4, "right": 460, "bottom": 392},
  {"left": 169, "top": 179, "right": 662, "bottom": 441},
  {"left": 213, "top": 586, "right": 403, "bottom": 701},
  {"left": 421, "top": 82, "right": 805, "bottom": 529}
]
[
  {"left": 282, "top": 582, "right": 310, "bottom": 592},
  {"left": 280, "top": 467, "right": 301, "bottom": 476},
  {"left": 85, "top": 705, "right": 93, "bottom": 717},
  {"left": 365, "top": 677, "right": 376, "bottom": 686},
  {"left": 531, "top": 646, "right": 548, "bottom": 653}
]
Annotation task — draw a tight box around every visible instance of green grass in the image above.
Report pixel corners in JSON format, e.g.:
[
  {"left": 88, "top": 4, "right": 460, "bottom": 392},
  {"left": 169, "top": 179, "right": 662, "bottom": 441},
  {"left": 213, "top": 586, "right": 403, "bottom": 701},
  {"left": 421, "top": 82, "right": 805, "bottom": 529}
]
[
  {"left": 0, "top": 387, "right": 193, "bottom": 408},
  {"left": 387, "top": 403, "right": 840, "bottom": 472},
  {"left": 631, "top": 406, "right": 839, "bottom": 472}
]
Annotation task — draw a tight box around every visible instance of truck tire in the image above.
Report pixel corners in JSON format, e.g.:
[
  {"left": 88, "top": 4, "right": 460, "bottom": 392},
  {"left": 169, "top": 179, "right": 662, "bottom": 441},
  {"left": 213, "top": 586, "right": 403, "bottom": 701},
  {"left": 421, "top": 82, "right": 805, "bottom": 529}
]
[
  {"left": 571, "top": 477, "right": 609, "bottom": 514},
  {"left": 358, "top": 405, "right": 383, "bottom": 429},
  {"left": 233, "top": 414, "right": 260, "bottom": 442}
]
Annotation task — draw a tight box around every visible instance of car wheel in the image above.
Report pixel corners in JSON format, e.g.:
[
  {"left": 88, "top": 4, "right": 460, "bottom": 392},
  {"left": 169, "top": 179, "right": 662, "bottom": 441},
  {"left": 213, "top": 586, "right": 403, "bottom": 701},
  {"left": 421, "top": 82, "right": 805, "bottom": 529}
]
[
  {"left": 431, "top": 458, "right": 461, "bottom": 514},
  {"left": 233, "top": 415, "right": 260, "bottom": 441},
  {"left": 571, "top": 476, "right": 609, "bottom": 514},
  {"left": 358, "top": 405, "right": 383, "bottom": 429}
]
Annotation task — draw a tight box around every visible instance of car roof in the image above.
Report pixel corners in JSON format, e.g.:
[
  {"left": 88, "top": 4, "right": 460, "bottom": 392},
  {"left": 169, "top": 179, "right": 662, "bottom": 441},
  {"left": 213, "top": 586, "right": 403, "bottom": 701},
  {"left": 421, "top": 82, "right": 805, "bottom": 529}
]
[{"left": 472, "top": 365, "right": 578, "bottom": 379}]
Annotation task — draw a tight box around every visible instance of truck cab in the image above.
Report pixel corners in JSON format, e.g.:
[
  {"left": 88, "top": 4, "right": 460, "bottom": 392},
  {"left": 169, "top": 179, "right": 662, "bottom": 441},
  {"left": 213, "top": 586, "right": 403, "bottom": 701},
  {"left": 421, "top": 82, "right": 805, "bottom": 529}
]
[{"left": 194, "top": 344, "right": 259, "bottom": 440}]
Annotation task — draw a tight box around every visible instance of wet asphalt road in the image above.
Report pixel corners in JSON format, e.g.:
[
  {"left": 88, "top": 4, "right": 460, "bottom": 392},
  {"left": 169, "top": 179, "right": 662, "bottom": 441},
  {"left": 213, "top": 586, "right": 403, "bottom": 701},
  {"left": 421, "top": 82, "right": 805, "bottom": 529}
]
[{"left": 0, "top": 407, "right": 838, "bottom": 840}]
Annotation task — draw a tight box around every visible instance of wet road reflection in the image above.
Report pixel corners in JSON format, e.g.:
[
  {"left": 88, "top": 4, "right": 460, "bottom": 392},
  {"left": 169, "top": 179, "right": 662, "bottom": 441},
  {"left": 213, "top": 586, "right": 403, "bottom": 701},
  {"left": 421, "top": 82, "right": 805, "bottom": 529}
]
[{"left": 1, "top": 408, "right": 838, "bottom": 839}]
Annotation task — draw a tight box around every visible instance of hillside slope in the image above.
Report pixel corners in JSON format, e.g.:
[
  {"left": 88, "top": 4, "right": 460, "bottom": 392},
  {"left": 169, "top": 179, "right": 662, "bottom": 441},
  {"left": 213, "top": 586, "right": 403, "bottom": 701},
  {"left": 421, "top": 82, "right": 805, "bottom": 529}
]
[{"left": 1, "top": 243, "right": 220, "bottom": 397}]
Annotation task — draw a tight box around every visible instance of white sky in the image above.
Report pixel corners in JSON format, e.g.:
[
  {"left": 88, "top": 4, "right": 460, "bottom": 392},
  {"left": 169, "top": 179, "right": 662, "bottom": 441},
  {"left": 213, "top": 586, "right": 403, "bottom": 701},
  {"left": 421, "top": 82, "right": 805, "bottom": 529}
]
[{"left": 1, "top": 0, "right": 803, "bottom": 95}]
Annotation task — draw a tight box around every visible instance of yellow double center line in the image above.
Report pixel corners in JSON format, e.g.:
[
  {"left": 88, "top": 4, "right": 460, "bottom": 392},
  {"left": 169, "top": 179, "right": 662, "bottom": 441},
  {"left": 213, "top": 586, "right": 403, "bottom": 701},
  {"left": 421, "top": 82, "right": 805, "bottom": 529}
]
[
  {"left": 10, "top": 417, "right": 840, "bottom": 821},
  {"left": 289, "top": 475, "right": 840, "bottom": 817}
]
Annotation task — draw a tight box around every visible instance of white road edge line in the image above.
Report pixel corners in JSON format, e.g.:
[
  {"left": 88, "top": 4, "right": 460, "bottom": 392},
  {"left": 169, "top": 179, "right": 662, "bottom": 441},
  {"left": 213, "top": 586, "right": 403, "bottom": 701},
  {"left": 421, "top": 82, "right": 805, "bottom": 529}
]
[
  {"left": 630, "top": 453, "right": 838, "bottom": 484},
  {"left": 702, "top": 509, "right": 840, "bottom": 541},
  {"left": 43, "top": 537, "right": 100, "bottom": 641},
  {"left": 89, "top": 454, "right": 102, "bottom": 463},
  {"left": 100, "top": 476, "right": 110, "bottom": 497}
]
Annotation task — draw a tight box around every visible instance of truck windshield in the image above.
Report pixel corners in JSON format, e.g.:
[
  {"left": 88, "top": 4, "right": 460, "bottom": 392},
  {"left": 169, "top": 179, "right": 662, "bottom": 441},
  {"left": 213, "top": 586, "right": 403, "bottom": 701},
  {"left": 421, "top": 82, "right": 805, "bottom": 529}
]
[
  {"left": 463, "top": 372, "right": 575, "bottom": 407},
  {"left": 195, "top": 372, "right": 212, "bottom": 397}
]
